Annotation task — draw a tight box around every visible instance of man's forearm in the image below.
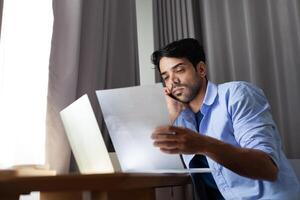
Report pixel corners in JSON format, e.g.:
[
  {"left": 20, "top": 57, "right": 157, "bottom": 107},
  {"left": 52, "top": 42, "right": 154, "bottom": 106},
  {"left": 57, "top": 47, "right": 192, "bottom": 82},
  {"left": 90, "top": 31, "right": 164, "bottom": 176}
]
[{"left": 201, "top": 136, "right": 278, "bottom": 181}]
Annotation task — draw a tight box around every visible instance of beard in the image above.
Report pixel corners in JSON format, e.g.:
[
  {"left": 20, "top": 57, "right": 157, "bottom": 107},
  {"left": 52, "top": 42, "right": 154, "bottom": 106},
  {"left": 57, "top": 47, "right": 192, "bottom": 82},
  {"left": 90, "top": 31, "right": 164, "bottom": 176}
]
[{"left": 172, "top": 78, "right": 202, "bottom": 103}]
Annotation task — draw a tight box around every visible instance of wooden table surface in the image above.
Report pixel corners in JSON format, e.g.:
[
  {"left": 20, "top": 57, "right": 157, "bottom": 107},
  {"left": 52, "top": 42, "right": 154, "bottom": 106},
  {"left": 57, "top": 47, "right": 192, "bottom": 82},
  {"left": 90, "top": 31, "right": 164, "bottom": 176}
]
[{"left": 0, "top": 172, "right": 191, "bottom": 200}]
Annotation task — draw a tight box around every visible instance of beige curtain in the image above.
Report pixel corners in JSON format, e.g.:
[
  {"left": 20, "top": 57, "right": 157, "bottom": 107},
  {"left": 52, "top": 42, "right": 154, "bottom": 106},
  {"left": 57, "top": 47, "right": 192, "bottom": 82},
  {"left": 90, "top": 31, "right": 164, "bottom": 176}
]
[{"left": 46, "top": 0, "right": 139, "bottom": 173}]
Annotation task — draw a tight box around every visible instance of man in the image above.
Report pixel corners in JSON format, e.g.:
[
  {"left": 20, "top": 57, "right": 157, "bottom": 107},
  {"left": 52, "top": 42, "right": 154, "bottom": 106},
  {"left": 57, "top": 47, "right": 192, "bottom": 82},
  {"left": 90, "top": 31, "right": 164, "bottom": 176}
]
[{"left": 151, "top": 38, "right": 300, "bottom": 199}]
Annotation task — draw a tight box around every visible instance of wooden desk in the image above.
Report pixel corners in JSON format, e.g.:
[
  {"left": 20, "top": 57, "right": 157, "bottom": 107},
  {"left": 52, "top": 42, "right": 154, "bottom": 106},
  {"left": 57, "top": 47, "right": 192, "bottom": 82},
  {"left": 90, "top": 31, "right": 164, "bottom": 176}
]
[{"left": 0, "top": 173, "right": 191, "bottom": 200}]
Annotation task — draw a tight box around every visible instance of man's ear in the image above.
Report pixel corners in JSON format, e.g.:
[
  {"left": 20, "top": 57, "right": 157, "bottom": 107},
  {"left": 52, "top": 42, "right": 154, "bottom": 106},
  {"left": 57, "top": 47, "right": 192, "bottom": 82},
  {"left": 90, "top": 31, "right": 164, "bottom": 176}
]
[{"left": 196, "top": 61, "right": 207, "bottom": 78}]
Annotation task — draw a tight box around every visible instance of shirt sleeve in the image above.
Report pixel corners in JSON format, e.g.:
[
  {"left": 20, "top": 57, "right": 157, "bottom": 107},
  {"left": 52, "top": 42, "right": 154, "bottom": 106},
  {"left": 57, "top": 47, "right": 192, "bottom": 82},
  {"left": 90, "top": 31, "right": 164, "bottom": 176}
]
[{"left": 228, "top": 82, "right": 280, "bottom": 166}]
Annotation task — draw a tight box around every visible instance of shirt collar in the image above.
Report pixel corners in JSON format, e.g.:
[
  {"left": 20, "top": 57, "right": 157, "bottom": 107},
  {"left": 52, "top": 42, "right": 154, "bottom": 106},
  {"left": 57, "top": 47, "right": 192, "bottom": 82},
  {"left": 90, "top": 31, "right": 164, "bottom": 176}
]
[
  {"left": 179, "top": 81, "right": 218, "bottom": 118},
  {"left": 201, "top": 81, "right": 218, "bottom": 113}
]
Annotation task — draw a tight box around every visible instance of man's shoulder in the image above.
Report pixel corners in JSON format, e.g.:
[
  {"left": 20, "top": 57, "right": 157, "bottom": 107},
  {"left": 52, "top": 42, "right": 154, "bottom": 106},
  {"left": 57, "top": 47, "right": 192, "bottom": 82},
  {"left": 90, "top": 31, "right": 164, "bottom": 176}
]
[
  {"left": 217, "top": 81, "right": 253, "bottom": 89},
  {"left": 216, "top": 81, "right": 261, "bottom": 95},
  {"left": 214, "top": 81, "right": 267, "bottom": 107}
]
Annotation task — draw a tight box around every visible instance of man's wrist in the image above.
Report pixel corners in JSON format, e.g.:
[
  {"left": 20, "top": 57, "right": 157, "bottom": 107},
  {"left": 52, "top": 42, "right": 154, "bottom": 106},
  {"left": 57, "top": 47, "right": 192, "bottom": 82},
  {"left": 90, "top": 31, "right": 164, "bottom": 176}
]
[
  {"left": 169, "top": 112, "right": 180, "bottom": 124},
  {"left": 198, "top": 135, "right": 216, "bottom": 155}
]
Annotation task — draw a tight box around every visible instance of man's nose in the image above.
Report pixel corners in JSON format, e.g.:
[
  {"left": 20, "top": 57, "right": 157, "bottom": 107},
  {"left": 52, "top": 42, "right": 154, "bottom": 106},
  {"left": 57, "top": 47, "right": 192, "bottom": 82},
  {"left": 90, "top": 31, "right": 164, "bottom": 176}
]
[
  {"left": 166, "top": 75, "right": 180, "bottom": 90},
  {"left": 170, "top": 74, "right": 180, "bottom": 84}
]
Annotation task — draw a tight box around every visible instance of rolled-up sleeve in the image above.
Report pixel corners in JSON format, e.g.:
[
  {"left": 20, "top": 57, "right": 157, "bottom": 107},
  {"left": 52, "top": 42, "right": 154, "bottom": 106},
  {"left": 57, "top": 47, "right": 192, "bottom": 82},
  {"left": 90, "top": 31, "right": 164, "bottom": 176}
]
[{"left": 228, "top": 83, "right": 280, "bottom": 166}]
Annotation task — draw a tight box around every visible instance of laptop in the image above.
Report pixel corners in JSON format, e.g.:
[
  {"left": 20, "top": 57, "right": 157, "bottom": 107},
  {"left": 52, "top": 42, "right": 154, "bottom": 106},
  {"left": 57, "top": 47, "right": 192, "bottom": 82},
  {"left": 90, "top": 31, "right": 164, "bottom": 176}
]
[
  {"left": 60, "top": 94, "right": 117, "bottom": 174},
  {"left": 60, "top": 92, "right": 211, "bottom": 174}
]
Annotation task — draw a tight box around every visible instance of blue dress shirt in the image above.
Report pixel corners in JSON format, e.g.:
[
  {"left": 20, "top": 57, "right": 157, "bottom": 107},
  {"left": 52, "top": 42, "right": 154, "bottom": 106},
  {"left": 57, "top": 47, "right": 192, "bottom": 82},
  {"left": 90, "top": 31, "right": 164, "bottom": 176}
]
[{"left": 174, "top": 81, "right": 300, "bottom": 200}]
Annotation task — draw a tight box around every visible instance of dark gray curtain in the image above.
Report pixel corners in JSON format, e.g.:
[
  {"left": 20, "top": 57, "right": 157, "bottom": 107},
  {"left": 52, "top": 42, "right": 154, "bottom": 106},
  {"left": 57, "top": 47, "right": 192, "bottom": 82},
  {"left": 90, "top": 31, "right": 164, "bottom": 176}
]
[
  {"left": 153, "top": 0, "right": 201, "bottom": 82},
  {"left": 153, "top": 0, "right": 196, "bottom": 49},
  {"left": 198, "top": 0, "right": 300, "bottom": 158},
  {"left": 76, "top": 0, "right": 139, "bottom": 152},
  {"left": 46, "top": 0, "right": 139, "bottom": 173}
]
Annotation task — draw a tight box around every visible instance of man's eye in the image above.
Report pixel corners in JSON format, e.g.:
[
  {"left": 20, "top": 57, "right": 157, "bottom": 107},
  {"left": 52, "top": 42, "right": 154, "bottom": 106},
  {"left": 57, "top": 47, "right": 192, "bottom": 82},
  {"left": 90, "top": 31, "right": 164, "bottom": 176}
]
[
  {"left": 175, "top": 67, "right": 184, "bottom": 72},
  {"left": 162, "top": 76, "right": 169, "bottom": 81}
]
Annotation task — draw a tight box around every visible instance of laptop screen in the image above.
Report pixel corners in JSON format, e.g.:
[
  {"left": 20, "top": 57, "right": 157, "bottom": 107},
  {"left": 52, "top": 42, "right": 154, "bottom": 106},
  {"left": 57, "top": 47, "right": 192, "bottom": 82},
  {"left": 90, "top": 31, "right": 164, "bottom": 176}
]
[{"left": 60, "top": 94, "right": 114, "bottom": 174}]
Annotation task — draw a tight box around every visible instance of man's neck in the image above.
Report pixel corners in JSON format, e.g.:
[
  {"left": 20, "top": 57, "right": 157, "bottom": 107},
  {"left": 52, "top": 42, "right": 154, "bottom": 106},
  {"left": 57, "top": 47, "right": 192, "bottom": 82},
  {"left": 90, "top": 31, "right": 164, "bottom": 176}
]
[{"left": 189, "top": 79, "right": 207, "bottom": 113}]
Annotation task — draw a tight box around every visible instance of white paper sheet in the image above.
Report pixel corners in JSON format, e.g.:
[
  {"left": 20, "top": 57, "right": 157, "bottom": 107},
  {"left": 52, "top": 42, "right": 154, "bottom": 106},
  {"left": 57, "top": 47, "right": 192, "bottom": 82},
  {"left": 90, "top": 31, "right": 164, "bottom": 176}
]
[{"left": 96, "top": 84, "right": 186, "bottom": 171}]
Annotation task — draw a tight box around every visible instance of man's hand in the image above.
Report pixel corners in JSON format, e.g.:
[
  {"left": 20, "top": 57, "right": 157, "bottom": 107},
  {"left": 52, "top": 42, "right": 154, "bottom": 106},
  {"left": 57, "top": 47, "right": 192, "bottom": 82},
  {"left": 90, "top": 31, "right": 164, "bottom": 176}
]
[
  {"left": 151, "top": 125, "right": 278, "bottom": 181},
  {"left": 151, "top": 125, "right": 208, "bottom": 154},
  {"left": 164, "top": 87, "right": 187, "bottom": 123}
]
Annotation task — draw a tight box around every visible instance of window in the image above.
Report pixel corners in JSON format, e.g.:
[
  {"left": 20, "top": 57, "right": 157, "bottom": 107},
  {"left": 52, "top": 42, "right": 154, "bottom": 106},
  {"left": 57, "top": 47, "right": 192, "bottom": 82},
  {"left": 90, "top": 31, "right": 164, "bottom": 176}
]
[{"left": 0, "top": 0, "right": 53, "bottom": 168}]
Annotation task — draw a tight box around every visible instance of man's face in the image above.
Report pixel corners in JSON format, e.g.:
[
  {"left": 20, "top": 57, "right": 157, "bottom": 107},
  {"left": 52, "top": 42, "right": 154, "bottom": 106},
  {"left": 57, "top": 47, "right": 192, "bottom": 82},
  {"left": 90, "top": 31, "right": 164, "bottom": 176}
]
[{"left": 159, "top": 57, "right": 206, "bottom": 103}]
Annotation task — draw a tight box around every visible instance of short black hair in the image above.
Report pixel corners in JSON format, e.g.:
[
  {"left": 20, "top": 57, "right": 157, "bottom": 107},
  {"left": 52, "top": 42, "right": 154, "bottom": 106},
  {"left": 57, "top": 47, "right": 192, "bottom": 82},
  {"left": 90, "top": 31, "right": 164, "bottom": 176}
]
[{"left": 151, "top": 38, "right": 205, "bottom": 72}]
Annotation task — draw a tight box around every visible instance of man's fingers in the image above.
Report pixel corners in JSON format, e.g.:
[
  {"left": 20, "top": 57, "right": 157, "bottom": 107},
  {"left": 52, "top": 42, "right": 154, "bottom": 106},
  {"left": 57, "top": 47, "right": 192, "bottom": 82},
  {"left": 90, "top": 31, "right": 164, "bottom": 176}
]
[
  {"left": 160, "top": 148, "right": 180, "bottom": 154},
  {"left": 153, "top": 125, "right": 185, "bottom": 135},
  {"left": 164, "top": 87, "right": 171, "bottom": 95},
  {"left": 153, "top": 141, "right": 179, "bottom": 148},
  {"left": 151, "top": 132, "right": 177, "bottom": 140},
  {"left": 151, "top": 126, "right": 188, "bottom": 142}
]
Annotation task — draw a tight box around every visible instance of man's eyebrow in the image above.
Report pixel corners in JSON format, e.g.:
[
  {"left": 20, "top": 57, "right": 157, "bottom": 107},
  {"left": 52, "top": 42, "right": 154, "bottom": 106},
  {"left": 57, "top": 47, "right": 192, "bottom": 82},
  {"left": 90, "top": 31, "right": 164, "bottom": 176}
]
[
  {"left": 171, "top": 63, "right": 184, "bottom": 70},
  {"left": 161, "top": 71, "right": 167, "bottom": 76},
  {"left": 160, "top": 62, "right": 184, "bottom": 76}
]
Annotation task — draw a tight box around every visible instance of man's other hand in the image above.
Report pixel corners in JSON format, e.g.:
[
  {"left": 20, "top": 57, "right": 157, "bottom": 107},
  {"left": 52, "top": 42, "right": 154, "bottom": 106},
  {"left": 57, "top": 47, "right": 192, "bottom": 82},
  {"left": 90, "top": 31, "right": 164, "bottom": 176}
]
[{"left": 164, "top": 87, "right": 187, "bottom": 123}]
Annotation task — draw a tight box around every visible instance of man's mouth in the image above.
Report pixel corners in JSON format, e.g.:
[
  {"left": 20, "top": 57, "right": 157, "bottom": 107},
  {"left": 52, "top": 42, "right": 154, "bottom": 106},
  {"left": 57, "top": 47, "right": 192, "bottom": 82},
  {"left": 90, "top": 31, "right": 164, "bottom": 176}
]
[{"left": 172, "top": 87, "right": 184, "bottom": 96}]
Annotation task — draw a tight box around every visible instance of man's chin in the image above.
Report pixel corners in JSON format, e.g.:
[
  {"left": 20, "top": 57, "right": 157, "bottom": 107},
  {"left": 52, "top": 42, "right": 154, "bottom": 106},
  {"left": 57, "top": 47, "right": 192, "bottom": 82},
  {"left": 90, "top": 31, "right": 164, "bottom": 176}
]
[{"left": 174, "top": 95, "right": 190, "bottom": 104}]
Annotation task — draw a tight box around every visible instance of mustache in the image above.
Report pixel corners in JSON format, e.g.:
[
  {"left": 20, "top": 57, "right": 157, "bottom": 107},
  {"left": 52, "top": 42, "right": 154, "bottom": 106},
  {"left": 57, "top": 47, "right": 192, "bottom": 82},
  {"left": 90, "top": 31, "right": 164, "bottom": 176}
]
[{"left": 171, "top": 84, "right": 186, "bottom": 92}]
